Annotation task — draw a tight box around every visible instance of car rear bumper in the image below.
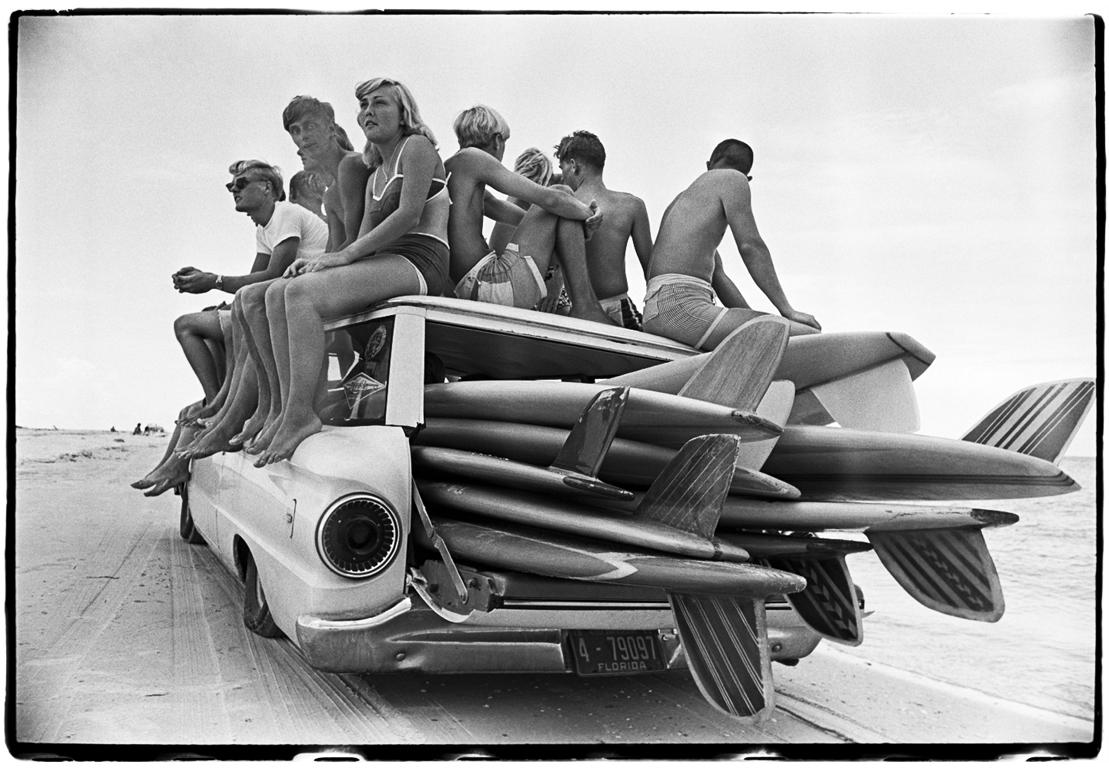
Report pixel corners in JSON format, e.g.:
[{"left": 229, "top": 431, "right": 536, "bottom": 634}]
[{"left": 295, "top": 596, "right": 820, "bottom": 674}]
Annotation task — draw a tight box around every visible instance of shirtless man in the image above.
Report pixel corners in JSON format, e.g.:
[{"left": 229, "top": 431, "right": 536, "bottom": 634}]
[
  {"left": 444, "top": 105, "right": 610, "bottom": 323},
  {"left": 643, "top": 139, "right": 820, "bottom": 349},
  {"left": 282, "top": 95, "right": 369, "bottom": 251},
  {"left": 555, "top": 130, "right": 653, "bottom": 330}
]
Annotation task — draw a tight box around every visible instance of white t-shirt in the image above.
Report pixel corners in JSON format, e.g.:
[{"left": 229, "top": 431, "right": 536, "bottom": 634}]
[{"left": 256, "top": 200, "right": 328, "bottom": 260}]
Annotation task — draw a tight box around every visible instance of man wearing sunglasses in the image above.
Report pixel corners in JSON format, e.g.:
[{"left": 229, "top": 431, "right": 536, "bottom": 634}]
[
  {"left": 170, "top": 160, "right": 328, "bottom": 406},
  {"left": 641, "top": 139, "right": 821, "bottom": 350}
]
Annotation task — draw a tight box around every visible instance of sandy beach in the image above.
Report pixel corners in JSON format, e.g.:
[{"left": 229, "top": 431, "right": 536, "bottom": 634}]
[{"left": 10, "top": 428, "right": 1096, "bottom": 756}]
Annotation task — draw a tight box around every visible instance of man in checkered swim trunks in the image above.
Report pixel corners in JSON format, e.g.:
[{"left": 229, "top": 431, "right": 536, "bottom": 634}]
[
  {"left": 643, "top": 139, "right": 821, "bottom": 350},
  {"left": 445, "top": 105, "right": 612, "bottom": 324}
]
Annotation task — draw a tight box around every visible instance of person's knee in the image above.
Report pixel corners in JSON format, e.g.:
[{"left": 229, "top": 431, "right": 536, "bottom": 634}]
[
  {"left": 239, "top": 282, "right": 268, "bottom": 311},
  {"left": 174, "top": 312, "right": 202, "bottom": 340}
]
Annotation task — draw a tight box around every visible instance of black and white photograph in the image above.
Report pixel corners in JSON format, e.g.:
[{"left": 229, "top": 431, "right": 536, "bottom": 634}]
[{"left": 10, "top": 5, "right": 1100, "bottom": 759}]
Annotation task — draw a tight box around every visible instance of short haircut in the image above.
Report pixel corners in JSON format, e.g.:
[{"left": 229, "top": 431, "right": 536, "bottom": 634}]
[
  {"left": 354, "top": 77, "right": 437, "bottom": 169},
  {"left": 554, "top": 130, "right": 605, "bottom": 171},
  {"left": 708, "top": 139, "right": 754, "bottom": 174},
  {"left": 513, "top": 147, "right": 553, "bottom": 187},
  {"left": 289, "top": 170, "right": 327, "bottom": 201},
  {"left": 282, "top": 95, "right": 336, "bottom": 132},
  {"left": 453, "top": 105, "right": 510, "bottom": 150},
  {"left": 228, "top": 159, "right": 286, "bottom": 201}
]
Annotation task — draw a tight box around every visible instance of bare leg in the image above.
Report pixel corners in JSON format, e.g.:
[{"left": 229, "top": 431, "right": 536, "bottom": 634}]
[
  {"left": 141, "top": 419, "right": 203, "bottom": 496},
  {"left": 195, "top": 330, "right": 234, "bottom": 418},
  {"left": 512, "top": 203, "right": 611, "bottom": 324},
  {"left": 256, "top": 256, "right": 421, "bottom": 465},
  {"left": 131, "top": 400, "right": 203, "bottom": 487},
  {"left": 174, "top": 311, "right": 225, "bottom": 403},
  {"left": 178, "top": 361, "right": 260, "bottom": 459},
  {"left": 196, "top": 314, "right": 251, "bottom": 428},
  {"left": 701, "top": 307, "right": 819, "bottom": 351},
  {"left": 247, "top": 279, "right": 294, "bottom": 453}
]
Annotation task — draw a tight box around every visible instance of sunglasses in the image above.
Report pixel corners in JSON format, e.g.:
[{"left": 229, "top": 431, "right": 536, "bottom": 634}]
[{"left": 226, "top": 176, "right": 263, "bottom": 193}]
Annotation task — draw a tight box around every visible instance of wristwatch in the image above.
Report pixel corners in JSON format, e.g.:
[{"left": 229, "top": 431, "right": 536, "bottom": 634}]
[{"left": 214, "top": 274, "right": 224, "bottom": 290}]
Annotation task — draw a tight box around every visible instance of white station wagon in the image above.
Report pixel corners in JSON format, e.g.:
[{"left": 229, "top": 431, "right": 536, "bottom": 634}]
[{"left": 182, "top": 296, "right": 833, "bottom": 678}]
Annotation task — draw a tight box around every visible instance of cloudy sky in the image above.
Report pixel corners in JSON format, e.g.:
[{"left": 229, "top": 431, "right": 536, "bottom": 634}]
[{"left": 12, "top": 9, "right": 1099, "bottom": 454}]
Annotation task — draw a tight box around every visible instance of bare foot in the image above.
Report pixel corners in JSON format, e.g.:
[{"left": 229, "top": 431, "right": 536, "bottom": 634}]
[
  {"left": 143, "top": 472, "right": 188, "bottom": 497},
  {"left": 245, "top": 410, "right": 283, "bottom": 455},
  {"left": 254, "top": 414, "right": 321, "bottom": 467},
  {"left": 178, "top": 415, "right": 247, "bottom": 459},
  {"left": 230, "top": 405, "right": 268, "bottom": 447}
]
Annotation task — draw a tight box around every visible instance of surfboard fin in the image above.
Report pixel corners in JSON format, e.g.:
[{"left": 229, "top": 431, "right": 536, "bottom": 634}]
[
  {"left": 760, "top": 554, "right": 863, "bottom": 645},
  {"left": 676, "top": 316, "right": 791, "bottom": 411},
  {"left": 635, "top": 434, "right": 741, "bottom": 538},
  {"left": 551, "top": 386, "right": 629, "bottom": 477},
  {"left": 961, "top": 378, "right": 1095, "bottom": 464},
  {"left": 867, "top": 526, "right": 1005, "bottom": 622},
  {"left": 669, "top": 593, "right": 774, "bottom": 721}
]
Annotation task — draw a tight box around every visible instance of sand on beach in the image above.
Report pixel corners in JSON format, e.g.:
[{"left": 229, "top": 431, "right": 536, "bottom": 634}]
[{"left": 10, "top": 429, "right": 1095, "bottom": 750}]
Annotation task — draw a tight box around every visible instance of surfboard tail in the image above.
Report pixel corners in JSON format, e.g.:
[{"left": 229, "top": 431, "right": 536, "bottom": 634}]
[
  {"left": 961, "top": 378, "right": 1095, "bottom": 464},
  {"left": 669, "top": 593, "right": 774, "bottom": 721},
  {"left": 867, "top": 526, "right": 1005, "bottom": 622},
  {"left": 635, "top": 434, "right": 740, "bottom": 538},
  {"left": 676, "top": 316, "right": 791, "bottom": 411},
  {"left": 761, "top": 554, "right": 863, "bottom": 646}
]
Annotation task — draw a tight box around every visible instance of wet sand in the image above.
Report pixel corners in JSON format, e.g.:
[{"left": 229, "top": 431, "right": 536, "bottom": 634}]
[{"left": 11, "top": 429, "right": 1096, "bottom": 755}]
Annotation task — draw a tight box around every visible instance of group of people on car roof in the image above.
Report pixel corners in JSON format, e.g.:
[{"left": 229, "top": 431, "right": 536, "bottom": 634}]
[{"left": 131, "top": 76, "right": 820, "bottom": 492}]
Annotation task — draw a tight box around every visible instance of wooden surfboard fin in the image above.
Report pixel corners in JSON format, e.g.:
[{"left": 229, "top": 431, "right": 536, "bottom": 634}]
[
  {"left": 550, "top": 386, "right": 630, "bottom": 487},
  {"left": 759, "top": 554, "right": 863, "bottom": 646},
  {"left": 961, "top": 378, "right": 1095, "bottom": 464},
  {"left": 634, "top": 434, "right": 741, "bottom": 538},
  {"left": 669, "top": 592, "right": 775, "bottom": 722},
  {"left": 866, "top": 526, "right": 1006, "bottom": 622},
  {"left": 676, "top": 316, "right": 791, "bottom": 411}
]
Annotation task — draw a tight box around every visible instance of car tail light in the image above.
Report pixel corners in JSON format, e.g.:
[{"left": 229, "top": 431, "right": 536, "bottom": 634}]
[{"left": 316, "top": 494, "right": 402, "bottom": 579}]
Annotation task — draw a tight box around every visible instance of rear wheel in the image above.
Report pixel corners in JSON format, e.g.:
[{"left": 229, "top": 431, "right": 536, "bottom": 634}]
[
  {"left": 178, "top": 485, "right": 206, "bottom": 545},
  {"left": 243, "top": 554, "right": 283, "bottom": 638}
]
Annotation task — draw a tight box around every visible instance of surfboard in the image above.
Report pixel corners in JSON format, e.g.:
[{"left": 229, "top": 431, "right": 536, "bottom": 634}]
[
  {"left": 762, "top": 425, "right": 1078, "bottom": 501},
  {"left": 415, "top": 418, "right": 801, "bottom": 499},
  {"left": 606, "top": 330, "right": 934, "bottom": 431},
  {"left": 423, "top": 381, "right": 782, "bottom": 448},
  {"left": 432, "top": 518, "right": 806, "bottom": 598},
  {"left": 672, "top": 316, "right": 790, "bottom": 410},
  {"left": 413, "top": 447, "right": 635, "bottom": 501},
  {"left": 420, "top": 480, "right": 751, "bottom": 563}
]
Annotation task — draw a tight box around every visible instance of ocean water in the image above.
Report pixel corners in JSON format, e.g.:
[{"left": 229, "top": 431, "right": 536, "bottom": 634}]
[{"left": 830, "top": 457, "right": 1098, "bottom": 721}]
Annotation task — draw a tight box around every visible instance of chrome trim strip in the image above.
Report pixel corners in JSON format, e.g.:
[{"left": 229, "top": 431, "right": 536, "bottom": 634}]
[{"left": 297, "top": 596, "right": 413, "bottom": 631}]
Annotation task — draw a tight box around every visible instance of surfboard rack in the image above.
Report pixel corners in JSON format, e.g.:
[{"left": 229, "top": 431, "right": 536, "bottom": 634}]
[{"left": 411, "top": 481, "right": 468, "bottom": 603}]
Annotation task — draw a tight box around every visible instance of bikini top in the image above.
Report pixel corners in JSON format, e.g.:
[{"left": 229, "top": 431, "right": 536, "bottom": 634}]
[{"left": 366, "top": 135, "right": 450, "bottom": 245}]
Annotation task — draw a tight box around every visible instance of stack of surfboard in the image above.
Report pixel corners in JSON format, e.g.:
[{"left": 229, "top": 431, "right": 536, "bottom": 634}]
[{"left": 409, "top": 316, "right": 1095, "bottom": 722}]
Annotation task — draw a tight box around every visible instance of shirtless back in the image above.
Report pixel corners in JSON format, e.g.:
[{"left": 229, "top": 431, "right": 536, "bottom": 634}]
[
  {"left": 444, "top": 147, "right": 505, "bottom": 282},
  {"left": 642, "top": 140, "right": 819, "bottom": 349}
]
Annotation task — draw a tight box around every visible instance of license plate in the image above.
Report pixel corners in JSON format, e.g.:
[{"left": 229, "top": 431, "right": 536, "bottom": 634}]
[{"left": 566, "top": 630, "right": 667, "bottom": 676}]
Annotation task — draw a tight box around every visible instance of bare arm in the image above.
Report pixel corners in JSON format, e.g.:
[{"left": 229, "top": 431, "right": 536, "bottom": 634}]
[
  {"left": 710, "top": 250, "right": 750, "bottom": 308},
  {"left": 483, "top": 190, "right": 527, "bottom": 225},
  {"left": 481, "top": 158, "right": 594, "bottom": 221},
  {"left": 629, "top": 197, "right": 654, "bottom": 277},
  {"left": 724, "top": 176, "right": 819, "bottom": 329},
  {"left": 488, "top": 196, "right": 528, "bottom": 254},
  {"left": 174, "top": 250, "right": 285, "bottom": 294},
  {"left": 336, "top": 153, "right": 370, "bottom": 250}
]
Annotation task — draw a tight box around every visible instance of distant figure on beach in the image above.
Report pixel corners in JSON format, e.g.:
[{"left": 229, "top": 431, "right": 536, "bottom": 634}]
[
  {"left": 643, "top": 139, "right": 820, "bottom": 349},
  {"left": 289, "top": 170, "right": 328, "bottom": 221},
  {"left": 555, "top": 130, "right": 653, "bottom": 330},
  {"left": 444, "top": 105, "right": 611, "bottom": 323},
  {"left": 488, "top": 148, "right": 571, "bottom": 315},
  {"left": 132, "top": 423, "right": 141, "bottom": 435}
]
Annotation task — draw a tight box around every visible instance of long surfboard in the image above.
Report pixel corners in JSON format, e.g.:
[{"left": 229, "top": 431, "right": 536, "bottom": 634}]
[
  {"left": 415, "top": 418, "right": 801, "bottom": 499},
  {"left": 762, "top": 425, "right": 1078, "bottom": 501},
  {"left": 423, "top": 380, "right": 782, "bottom": 448}
]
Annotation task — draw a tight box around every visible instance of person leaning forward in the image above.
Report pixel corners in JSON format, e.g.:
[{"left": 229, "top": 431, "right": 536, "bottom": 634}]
[
  {"left": 643, "top": 139, "right": 820, "bottom": 350},
  {"left": 444, "top": 105, "right": 612, "bottom": 324}
]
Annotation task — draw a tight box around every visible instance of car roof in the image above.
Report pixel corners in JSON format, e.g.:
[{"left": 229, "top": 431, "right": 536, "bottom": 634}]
[{"left": 327, "top": 295, "right": 698, "bottom": 380}]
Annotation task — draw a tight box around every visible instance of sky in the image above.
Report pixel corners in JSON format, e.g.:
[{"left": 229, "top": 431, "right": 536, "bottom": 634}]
[{"left": 11, "top": 9, "right": 1100, "bottom": 455}]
